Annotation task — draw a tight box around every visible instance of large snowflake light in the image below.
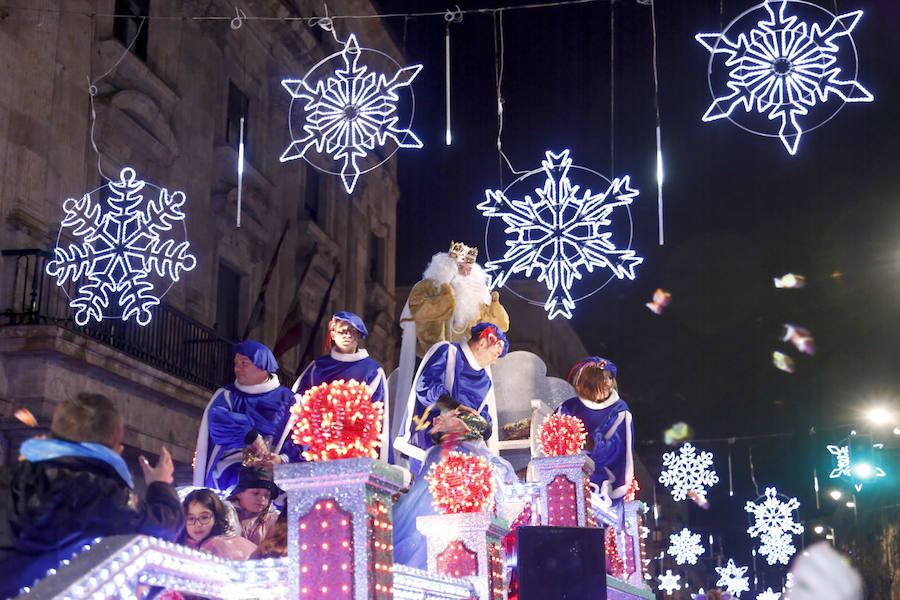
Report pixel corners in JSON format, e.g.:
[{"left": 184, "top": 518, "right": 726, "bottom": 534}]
[
  {"left": 716, "top": 558, "right": 750, "bottom": 597},
  {"left": 745, "top": 487, "right": 804, "bottom": 565},
  {"left": 696, "top": 0, "right": 873, "bottom": 154},
  {"left": 827, "top": 443, "right": 885, "bottom": 491},
  {"left": 46, "top": 167, "right": 196, "bottom": 326},
  {"left": 659, "top": 442, "right": 719, "bottom": 502},
  {"left": 280, "top": 33, "right": 422, "bottom": 193},
  {"left": 477, "top": 149, "right": 642, "bottom": 320},
  {"left": 658, "top": 570, "right": 682, "bottom": 595},
  {"left": 668, "top": 527, "right": 705, "bottom": 565}
]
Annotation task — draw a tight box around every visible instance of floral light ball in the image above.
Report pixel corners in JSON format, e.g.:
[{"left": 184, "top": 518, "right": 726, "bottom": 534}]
[
  {"left": 538, "top": 413, "right": 587, "bottom": 456},
  {"left": 426, "top": 451, "right": 494, "bottom": 514},
  {"left": 290, "top": 378, "right": 383, "bottom": 461}
]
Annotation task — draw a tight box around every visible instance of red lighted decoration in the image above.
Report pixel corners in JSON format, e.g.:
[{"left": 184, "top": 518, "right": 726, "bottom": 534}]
[
  {"left": 546, "top": 475, "right": 578, "bottom": 526},
  {"left": 291, "top": 379, "right": 383, "bottom": 461},
  {"left": 489, "top": 541, "right": 504, "bottom": 599},
  {"left": 435, "top": 540, "right": 479, "bottom": 577},
  {"left": 367, "top": 500, "right": 394, "bottom": 596},
  {"left": 624, "top": 477, "right": 640, "bottom": 502},
  {"left": 606, "top": 525, "right": 624, "bottom": 577},
  {"left": 426, "top": 451, "right": 494, "bottom": 514},
  {"left": 297, "top": 499, "right": 354, "bottom": 598},
  {"left": 538, "top": 413, "right": 587, "bottom": 456}
]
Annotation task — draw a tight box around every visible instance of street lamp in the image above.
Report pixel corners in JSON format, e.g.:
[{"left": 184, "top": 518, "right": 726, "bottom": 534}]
[{"left": 829, "top": 490, "right": 842, "bottom": 501}]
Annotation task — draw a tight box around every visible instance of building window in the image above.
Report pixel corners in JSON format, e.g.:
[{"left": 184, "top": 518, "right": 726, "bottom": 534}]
[
  {"left": 226, "top": 80, "right": 249, "bottom": 152},
  {"left": 215, "top": 262, "right": 241, "bottom": 342},
  {"left": 113, "top": 0, "right": 149, "bottom": 62},
  {"left": 304, "top": 164, "right": 321, "bottom": 223},
  {"left": 369, "top": 233, "right": 385, "bottom": 285}
]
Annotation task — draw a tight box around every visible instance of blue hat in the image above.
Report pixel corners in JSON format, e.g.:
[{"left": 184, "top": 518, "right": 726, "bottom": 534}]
[
  {"left": 568, "top": 356, "right": 617, "bottom": 383},
  {"left": 232, "top": 340, "right": 279, "bottom": 373},
  {"left": 332, "top": 311, "right": 368, "bottom": 338},
  {"left": 470, "top": 322, "right": 509, "bottom": 358}
]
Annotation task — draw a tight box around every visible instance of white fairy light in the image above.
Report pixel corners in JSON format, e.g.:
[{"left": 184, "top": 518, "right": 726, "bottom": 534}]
[
  {"left": 716, "top": 558, "right": 750, "bottom": 597},
  {"left": 46, "top": 167, "right": 196, "bottom": 327},
  {"left": 659, "top": 442, "right": 719, "bottom": 502},
  {"left": 668, "top": 528, "right": 705, "bottom": 565},
  {"left": 657, "top": 570, "right": 682, "bottom": 595},
  {"left": 745, "top": 487, "right": 804, "bottom": 565},
  {"left": 696, "top": 0, "right": 873, "bottom": 154}
]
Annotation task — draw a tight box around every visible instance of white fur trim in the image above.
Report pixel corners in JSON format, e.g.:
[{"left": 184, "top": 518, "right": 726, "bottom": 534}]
[
  {"left": 329, "top": 348, "right": 370, "bottom": 362},
  {"left": 234, "top": 374, "right": 281, "bottom": 394},
  {"left": 577, "top": 390, "right": 621, "bottom": 411}
]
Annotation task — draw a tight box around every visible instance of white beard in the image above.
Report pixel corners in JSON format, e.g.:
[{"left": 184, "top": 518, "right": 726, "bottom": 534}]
[{"left": 422, "top": 253, "right": 492, "bottom": 331}]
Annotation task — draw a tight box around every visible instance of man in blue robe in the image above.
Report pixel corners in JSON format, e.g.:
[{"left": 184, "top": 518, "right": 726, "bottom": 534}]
[
  {"left": 394, "top": 322, "right": 508, "bottom": 475},
  {"left": 554, "top": 357, "right": 635, "bottom": 504},
  {"left": 193, "top": 341, "right": 300, "bottom": 491},
  {"left": 291, "top": 312, "right": 390, "bottom": 461}
]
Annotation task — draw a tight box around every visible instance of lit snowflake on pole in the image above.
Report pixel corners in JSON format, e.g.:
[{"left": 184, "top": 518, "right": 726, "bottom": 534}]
[
  {"left": 657, "top": 570, "right": 682, "bottom": 595},
  {"left": 827, "top": 444, "right": 850, "bottom": 478},
  {"left": 280, "top": 33, "right": 422, "bottom": 193},
  {"left": 659, "top": 442, "right": 719, "bottom": 502},
  {"left": 696, "top": 0, "right": 873, "bottom": 154},
  {"left": 716, "top": 558, "right": 750, "bottom": 597},
  {"left": 757, "top": 587, "right": 782, "bottom": 600},
  {"left": 46, "top": 167, "right": 196, "bottom": 326},
  {"left": 668, "top": 527, "right": 705, "bottom": 565},
  {"left": 745, "top": 487, "right": 803, "bottom": 565},
  {"left": 477, "top": 149, "right": 642, "bottom": 320}
]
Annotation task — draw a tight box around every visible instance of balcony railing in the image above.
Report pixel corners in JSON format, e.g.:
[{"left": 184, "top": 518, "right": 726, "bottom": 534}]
[{"left": 1, "top": 249, "right": 232, "bottom": 391}]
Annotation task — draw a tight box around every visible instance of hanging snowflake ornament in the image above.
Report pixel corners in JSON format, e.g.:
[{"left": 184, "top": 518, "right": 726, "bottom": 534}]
[
  {"left": 668, "top": 527, "right": 705, "bottom": 565},
  {"left": 538, "top": 413, "right": 587, "bottom": 456},
  {"left": 827, "top": 444, "right": 851, "bottom": 478},
  {"left": 477, "top": 149, "right": 642, "bottom": 320},
  {"left": 657, "top": 570, "right": 682, "bottom": 595},
  {"left": 756, "top": 588, "right": 782, "bottom": 600},
  {"left": 290, "top": 378, "right": 384, "bottom": 461},
  {"left": 716, "top": 558, "right": 751, "bottom": 597},
  {"left": 426, "top": 451, "right": 495, "bottom": 514},
  {"left": 280, "top": 33, "right": 422, "bottom": 193},
  {"left": 659, "top": 442, "right": 720, "bottom": 502},
  {"left": 745, "top": 487, "right": 804, "bottom": 565},
  {"left": 46, "top": 167, "right": 196, "bottom": 326},
  {"left": 696, "top": 0, "right": 873, "bottom": 155}
]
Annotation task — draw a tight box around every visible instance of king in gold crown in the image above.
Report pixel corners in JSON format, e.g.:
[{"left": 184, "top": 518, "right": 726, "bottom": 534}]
[{"left": 447, "top": 241, "right": 478, "bottom": 264}]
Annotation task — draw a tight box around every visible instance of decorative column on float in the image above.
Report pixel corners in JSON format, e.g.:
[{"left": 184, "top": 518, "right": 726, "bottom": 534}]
[
  {"left": 530, "top": 454, "right": 595, "bottom": 527},
  {"left": 275, "top": 457, "right": 405, "bottom": 600},
  {"left": 417, "top": 512, "right": 509, "bottom": 600}
]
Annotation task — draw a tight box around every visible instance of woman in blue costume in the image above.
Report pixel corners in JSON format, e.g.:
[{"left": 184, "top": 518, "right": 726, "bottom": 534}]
[
  {"left": 193, "top": 341, "right": 301, "bottom": 491},
  {"left": 555, "top": 357, "right": 635, "bottom": 504},
  {"left": 291, "top": 312, "right": 390, "bottom": 461}
]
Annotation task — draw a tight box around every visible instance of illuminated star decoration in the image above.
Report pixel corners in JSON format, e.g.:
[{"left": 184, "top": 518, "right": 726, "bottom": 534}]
[
  {"left": 716, "top": 558, "right": 750, "bottom": 597},
  {"left": 745, "top": 487, "right": 803, "bottom": 565},
  {"left": 657, "top": 570, "right": 682, "bottom": 595},
  {"left": 696, "top": 0, "right": 873, "bottom": 154},
  {"left": 757, "top": 587, "right": 782, "bottom": 600},
  {"left": 659, "top": 442, "right": 720, "bottom": 502},
  {"left": 477, "top": 149, "right": 643, "bottom": 320},
  {"left": 280, "top": 33, "right": 422, "bottom": 193},
  {"left": 668, "top": 527, "right": 705, "bottom": 565},
  {"left": 46, "top": 167, "right": 196, "bottom": 327}
]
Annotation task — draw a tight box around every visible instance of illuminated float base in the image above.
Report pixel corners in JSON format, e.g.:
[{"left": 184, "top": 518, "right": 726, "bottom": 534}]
[{"left": 530, "top": 454, "right": 595, "bottom": 527}]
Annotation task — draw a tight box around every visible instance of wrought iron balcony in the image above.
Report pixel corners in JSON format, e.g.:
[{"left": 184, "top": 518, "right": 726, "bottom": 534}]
[{"left": 1, "top": 249, "right": 232, "bottom": 391}]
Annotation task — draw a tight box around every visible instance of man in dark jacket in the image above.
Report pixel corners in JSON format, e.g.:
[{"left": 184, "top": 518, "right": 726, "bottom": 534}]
[{"left": 0, "top": 393, "right": 184, "bottom": 599}]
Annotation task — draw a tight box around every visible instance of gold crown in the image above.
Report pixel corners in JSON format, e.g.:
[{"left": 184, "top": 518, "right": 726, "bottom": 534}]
[{"left": 448, "top": 241, "right": 478, "bottom": 264}]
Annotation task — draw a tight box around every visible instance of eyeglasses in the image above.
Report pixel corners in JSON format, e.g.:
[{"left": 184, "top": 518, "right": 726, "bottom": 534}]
[{"left": 186, "top": 514, "right": 213, "bottom": 526}]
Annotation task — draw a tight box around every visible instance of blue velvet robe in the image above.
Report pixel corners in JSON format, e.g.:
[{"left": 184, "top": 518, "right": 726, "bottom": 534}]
[{"left": 556, "top": 391, "right": 635, "bottom": 502}]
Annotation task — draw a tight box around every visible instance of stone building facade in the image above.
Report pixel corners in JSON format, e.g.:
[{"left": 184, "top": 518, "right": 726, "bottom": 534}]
[{"left": 0, "top": 0, "right": 403, "bottom": 479}]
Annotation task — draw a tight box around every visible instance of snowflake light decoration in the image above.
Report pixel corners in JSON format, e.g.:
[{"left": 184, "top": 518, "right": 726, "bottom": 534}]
[
  {"left": 46, "top": 167, "right": 196, "bottom": 327},
  {"left": 716, "top": 558, "right": 750, "bottom": 597},
  {"left": 659, "top": 442, "right": 719, "bottom": 502},
  {"left": 757, "top": 587, "right": 782, "bottom": 600},
  {"left": 745, "top": 487, "right": 804, "bottom": 565},
  {"left": 477, "top": 149, "right": 642, "bottom": 320},
  {"left": 827, "top": 443, "right": 885, "bottom": 489},
  {"left": 280, "top": 33, "right": 422, "bottom": 193},
  {"left": 668, "top": 527, "right": 705, "bottom": 565},
  {"left": 696, "top": 0, "right": 873, "bottom": 154},
  {"left": 658, "top": 570, "right": 682, "bottom": 595}
]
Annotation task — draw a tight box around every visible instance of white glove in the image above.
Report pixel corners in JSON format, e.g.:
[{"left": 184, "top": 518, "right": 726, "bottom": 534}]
[{"left": 783, "top": 542, "right": 863, "bottom": 600}]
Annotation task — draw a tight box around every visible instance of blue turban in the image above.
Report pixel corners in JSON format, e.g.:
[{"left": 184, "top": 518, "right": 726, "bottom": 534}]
[
  {"left": 332, "top": 311, "right": 368, "bottom": 338},
  {"left": 232, "top": 340, "right": 279, "bottom": 373},
  {"left": 470, "top": 322, "right": 509, "bottom": 358},
  {"left": 568, "top": 356, "right": 617, "bottom": 383}
]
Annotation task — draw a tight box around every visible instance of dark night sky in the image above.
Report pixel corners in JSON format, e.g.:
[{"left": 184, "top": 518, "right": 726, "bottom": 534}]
[{"left": 376, "top": 0, "right": 900, "bottom": 586}]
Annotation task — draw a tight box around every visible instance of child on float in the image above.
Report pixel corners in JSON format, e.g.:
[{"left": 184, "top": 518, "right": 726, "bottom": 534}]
[
  {"left": 226, "top": 465, "right": 281, "bottom": 545},
  {"left": 178, "top": 488, "right": 256, "bottom": 560},
  {"left": 554, "top": 357, "right": 634, "bottom": 505}
]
